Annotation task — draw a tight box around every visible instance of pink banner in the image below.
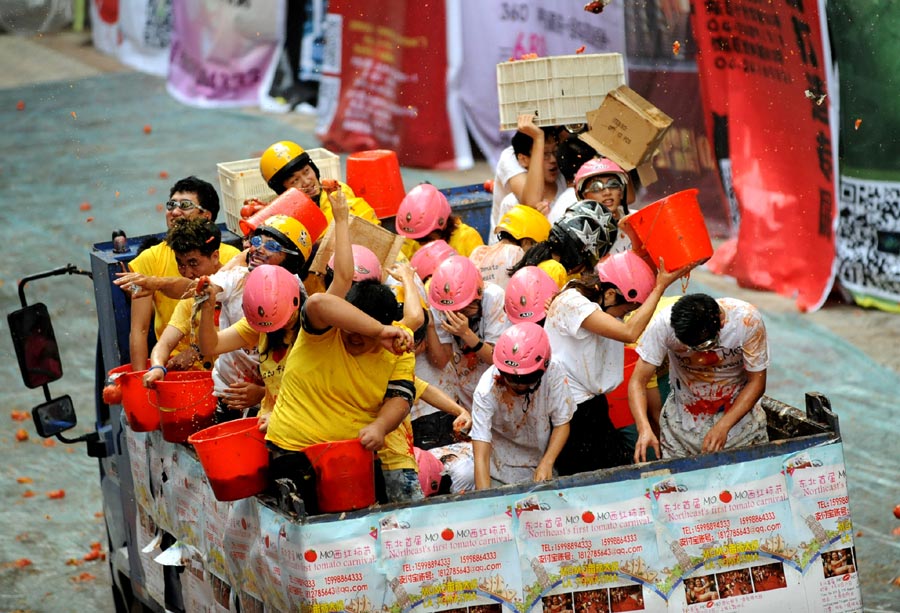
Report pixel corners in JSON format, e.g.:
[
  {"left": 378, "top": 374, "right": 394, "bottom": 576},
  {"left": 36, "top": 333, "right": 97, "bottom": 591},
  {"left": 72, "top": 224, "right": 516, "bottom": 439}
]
[{"left": 166, "top": 0, "right": 283, "bottom": 108}]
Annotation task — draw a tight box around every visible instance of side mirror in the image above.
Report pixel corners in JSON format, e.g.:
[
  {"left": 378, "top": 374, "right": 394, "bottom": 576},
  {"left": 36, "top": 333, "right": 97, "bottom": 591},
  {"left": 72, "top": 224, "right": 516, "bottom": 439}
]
[
  {"left": 32, "top": 395, "right": 77, "bottom": 438},
  {"left": 7, "top": 303, "right": 63, "bottom": 389}
]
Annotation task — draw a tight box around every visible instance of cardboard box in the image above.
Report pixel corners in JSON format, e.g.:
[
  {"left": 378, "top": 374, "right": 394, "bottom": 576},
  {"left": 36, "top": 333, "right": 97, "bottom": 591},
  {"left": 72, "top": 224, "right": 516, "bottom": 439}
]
[
  {"left": 578, "top": 85, "right": 673, "bottom": 185},
  {"left": 309, "top": 215, "right": 405, "bottom": 279},
  {"left": 496, "top": 53, "right": 625, "bottom": 131}
]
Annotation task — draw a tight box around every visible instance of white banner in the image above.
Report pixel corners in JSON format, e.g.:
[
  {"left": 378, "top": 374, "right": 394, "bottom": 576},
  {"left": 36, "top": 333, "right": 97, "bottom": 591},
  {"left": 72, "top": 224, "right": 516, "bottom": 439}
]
[{"left": 457, "top": 1, "right": 626, "bottom": 166}]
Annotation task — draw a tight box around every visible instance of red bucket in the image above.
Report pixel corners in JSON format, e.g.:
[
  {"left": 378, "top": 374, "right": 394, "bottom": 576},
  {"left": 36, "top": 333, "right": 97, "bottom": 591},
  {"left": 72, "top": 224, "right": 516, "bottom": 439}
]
[
  {"left": 239, "top": 187, "right": 328, "bottom": 242},
  {"left": 620, "top": 189, "right": 713, "bottom": 272},
  {"left": 152, "top": 371, "right": 216, "bottom": 443},
  {"left": 119, "top": 369, "right": 160, "bottom": 432},
  {"left": 303, "top": 439, "right": 375, "bottom": 513},
  {"left": 345, "top": 149, "right": 405, "bottom": 219},
  {"left": 607, "top": 347, "right": 639, "bottom": 429},
  {"left": 188, "top": 418, "right": 269, "bottom": 501}
]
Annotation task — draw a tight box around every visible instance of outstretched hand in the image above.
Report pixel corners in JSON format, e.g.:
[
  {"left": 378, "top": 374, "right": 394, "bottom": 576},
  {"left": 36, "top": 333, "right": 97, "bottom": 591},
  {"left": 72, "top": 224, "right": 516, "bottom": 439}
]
[
  {"left": 655, "top": 257, "right": 704, "bottom": 291},
  {"left": 114, "top": 272, "right": 154, "bottom": 298}
]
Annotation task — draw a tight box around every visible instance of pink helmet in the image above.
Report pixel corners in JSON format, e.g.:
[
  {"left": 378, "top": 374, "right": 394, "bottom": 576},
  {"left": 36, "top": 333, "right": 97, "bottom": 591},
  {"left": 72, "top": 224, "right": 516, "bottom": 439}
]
[
  {"left": 414, "top": 447, "right": 444, "bottom": 496},
  {"left": 396, "top": 184, "right": 451, "bottom": 239},
  {"left": 328, "top": 244, "right": 382, "bottom": 282},
  {"left": 575, "top": 158, "right": 629, "bottom": 198},
  {"left": 595, "top": 251, "right": 657, "bottom": 304},
  {"left": 505, "top": 266, "right": 558, "bottom": 323},
  {"left": 242, "top": 264, "right": 301, "bottom": 332},
  {"left": 409, "top": 239, "right": 457, "bottom": 281},
  {"left": 493, "top": 322, "right": 551, "bottom": 376},
  {"left": 428, "top": 255, "right": 483, "bottom": 311}
]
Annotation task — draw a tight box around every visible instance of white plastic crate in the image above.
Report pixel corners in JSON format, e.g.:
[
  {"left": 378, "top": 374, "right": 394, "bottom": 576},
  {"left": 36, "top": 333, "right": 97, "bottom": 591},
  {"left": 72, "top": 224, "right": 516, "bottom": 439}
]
[
  {"left": 496, "top": 53, "right": 625, "bottom": 131},
  {"left": 216, "top": 148, "right": 341, "bottom": 235}
]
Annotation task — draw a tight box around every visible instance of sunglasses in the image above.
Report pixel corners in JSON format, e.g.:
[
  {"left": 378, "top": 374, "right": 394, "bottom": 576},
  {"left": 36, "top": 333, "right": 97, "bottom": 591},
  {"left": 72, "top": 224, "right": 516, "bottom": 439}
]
[
  {"left": 584, "top": 178, "right": 624, "bottom": 192},
  {"left": 249, "top": 234, "right": 298, "bottom": 255},
  {"left": 689, "top": 334, "right": 719, "bottom": 352},
  {"left": 165, "top": 199, "right": 204, "bottom": 212}
]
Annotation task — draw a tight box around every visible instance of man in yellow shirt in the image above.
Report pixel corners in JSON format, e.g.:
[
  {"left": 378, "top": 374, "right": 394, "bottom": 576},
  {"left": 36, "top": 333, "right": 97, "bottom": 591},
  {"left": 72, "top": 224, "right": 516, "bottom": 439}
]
[
  {"left": 120, "top": 177, "right": 241, "bottom": 371},
  {"left": 142, "top": 219, "right": 227, "bottom": 386},
  {"left": 266, "top": 281, "right": 417, "bottom": 514}
]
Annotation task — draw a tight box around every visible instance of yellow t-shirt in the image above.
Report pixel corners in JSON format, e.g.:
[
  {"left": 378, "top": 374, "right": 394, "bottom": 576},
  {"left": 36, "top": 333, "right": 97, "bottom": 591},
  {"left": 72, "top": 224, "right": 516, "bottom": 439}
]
[
  {"left": 166, "top": 298, "right": 220, "bottom": 371},
  {"left": 317, "top": 182, "right": 380, "bottom": 226},
  {"left": 232, "top": 316, "right": 292, "bottom": 416},
  {"left": 129, "top": 240, "right": 241, "bottom": 340},
  {"left": 266, "top": 324, "right": 416, "bottom": 470}
]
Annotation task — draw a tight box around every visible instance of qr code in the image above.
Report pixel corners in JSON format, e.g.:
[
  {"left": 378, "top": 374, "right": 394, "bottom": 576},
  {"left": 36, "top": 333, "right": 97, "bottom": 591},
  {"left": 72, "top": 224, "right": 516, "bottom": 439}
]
[{"left": 836, "top": 176, "right": 900, "bottom": 299}]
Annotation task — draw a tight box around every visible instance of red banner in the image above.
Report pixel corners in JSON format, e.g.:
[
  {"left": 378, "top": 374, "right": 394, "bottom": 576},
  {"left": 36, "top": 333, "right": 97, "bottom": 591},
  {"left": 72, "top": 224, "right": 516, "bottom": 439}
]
[
  {"left": 692, "top": 0, "right": 837, "bottom": 311},
  {"left": 318, "top": 0, "right": 466, "bottom": 169}
]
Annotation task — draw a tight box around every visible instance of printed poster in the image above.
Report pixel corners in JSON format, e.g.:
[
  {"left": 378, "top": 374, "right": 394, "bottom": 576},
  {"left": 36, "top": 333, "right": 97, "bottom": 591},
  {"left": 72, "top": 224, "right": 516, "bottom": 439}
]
[
  {"left": 783, "top": 447, "right": 861, "bottom": 612},
  {"left": 280, "top": 514, "right": 384, "bottom": 613},
  {"left": 379, "top": 497, "right": 521, "bottom": 612},
  {"left": 649, "top": 457, "right": 804, "bottom": 611},
  {"left": 514, "top": 484, "right": 663, "bottom": 613}
]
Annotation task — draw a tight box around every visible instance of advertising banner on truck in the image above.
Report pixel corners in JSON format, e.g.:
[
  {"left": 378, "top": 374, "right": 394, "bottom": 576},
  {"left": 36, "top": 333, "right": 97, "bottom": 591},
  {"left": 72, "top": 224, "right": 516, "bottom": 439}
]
[{"left": 129, "top": 430, "right": 861, "bottom": 612}]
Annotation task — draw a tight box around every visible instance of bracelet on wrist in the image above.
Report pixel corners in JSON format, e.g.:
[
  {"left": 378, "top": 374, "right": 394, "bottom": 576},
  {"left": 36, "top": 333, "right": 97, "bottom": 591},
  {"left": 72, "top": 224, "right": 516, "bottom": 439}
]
[
  {"left": 463, "top": 339, "right": 484, "bottom": 354},
  {"left": 148, "top": 364, "right": 167, "bottom": 376}
]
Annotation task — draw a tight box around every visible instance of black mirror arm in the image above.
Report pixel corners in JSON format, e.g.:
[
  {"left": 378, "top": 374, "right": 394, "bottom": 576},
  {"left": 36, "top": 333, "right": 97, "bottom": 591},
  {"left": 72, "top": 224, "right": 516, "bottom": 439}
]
[{"left": 18, "top": 264, "right": 92, "bottom": 308}]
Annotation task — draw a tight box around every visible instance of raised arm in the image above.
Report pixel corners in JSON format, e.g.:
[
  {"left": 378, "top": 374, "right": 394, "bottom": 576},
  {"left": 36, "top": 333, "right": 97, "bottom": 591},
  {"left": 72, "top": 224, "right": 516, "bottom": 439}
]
[
  {"left": 326, "top": 189, "right": 353, "bottom": 298},
  {"left": 304, "top": 293, "right": 412, "bottom": 352}
]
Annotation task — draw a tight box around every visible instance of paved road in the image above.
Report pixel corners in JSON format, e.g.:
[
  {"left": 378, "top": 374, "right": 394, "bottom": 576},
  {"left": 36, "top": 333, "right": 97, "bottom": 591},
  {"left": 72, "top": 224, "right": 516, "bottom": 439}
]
[{"left": 1, "top": 31, "right": 897, "bottom": 613}]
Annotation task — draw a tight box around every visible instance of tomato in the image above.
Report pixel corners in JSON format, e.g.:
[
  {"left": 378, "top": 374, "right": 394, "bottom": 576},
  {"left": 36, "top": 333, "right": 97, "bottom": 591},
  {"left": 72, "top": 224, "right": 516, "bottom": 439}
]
[{"left": 240, "top": 204, "right": 256, "bottom": 219}]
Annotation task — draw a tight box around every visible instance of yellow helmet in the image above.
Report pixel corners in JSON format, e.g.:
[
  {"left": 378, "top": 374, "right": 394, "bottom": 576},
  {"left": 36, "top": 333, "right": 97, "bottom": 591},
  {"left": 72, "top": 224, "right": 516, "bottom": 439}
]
[
  {"left": 496, "top": 204, "right": 552, "bottom": 243},
  {"left": 259, "top": 141, "right": 315, "bottom": 194},
  {"left": 258, "top": 214, "right": 313, "bottom": 261}
]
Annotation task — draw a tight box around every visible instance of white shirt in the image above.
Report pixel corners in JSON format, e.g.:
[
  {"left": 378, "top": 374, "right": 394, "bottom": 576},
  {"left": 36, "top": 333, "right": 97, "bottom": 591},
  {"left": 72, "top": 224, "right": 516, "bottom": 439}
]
[
  {"left": 468, "top": 242, "right": 524, "bottom": 289},
  {"left": 469, "top": 361, "right": 575, "bottom": 485},
  {"left": 490, "top": 146, "right": 526, "bottom": 233},
  {"left": 434, "top": 283, "right": 510, "bottom": 408},
  {"left": 637, "top": 297, "right": 769, "bottom": 418},
  {"left": 544, "top": 289, "right": 624, "bottom": 403},
  {"left": 208, "top": 267, "right": 260, "bottom": 397}
]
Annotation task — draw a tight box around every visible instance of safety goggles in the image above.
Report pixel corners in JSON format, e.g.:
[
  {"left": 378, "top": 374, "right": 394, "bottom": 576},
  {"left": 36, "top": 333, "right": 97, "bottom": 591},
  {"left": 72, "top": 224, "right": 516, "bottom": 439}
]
[
  {"left": 689, "top": 333, "right": 719, "bottom": 352},
  {"left": 499, "top": 370, "right": 544, "bottom": 387},
  {"left": 584, "top": 178, "right": 624, "bottom": 192},
  {"left": 165, "top": 199, "right": 205, "bottom": 212},
  {"left": 249, "top": 234, "right": 298, "bottom": 255}
]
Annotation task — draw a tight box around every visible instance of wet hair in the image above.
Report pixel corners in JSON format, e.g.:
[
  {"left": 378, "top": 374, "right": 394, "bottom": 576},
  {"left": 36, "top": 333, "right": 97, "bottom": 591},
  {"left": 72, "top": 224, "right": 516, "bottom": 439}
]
[
  {"left": 170, "top": 176, "right": 221, "bottom": 221},
  {"left": 166, "top": 218, "right": 221, "bottom": 256},
  {"left": 345, "top": 279, "right": 399, "bottom": 326},
  {"left": 511, "top": 126, "right": 560, "bottom": 157},
  {"left": 556, "top": 138, "right": 598, "bottom": 183},
  {"left": 670, "top": 293, "right": 722, "bottom": 347}
]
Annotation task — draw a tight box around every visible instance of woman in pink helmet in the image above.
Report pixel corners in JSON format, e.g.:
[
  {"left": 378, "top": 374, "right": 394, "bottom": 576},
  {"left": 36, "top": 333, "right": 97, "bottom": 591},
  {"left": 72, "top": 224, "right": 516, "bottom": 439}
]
[
  {"left": 409, "top": 239, "right": 457, "bottom": 283},
  {"left": 504, "top": 266, "right": 559, "bottom": 326},
  {"left": 543, "top": 251, "right": 699, "bottom": 475},
  {"left": 396, "top": 183, "right": 484, "bottom": 259},
  {"left": 573, "top": 158, "right": 639, "bottom": 256},
  {"left": 426, "top": 255, "right": 510, "bottom": 409},
  {"left": 469, "top": 322, "right": 576, "bottom": 489}
]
